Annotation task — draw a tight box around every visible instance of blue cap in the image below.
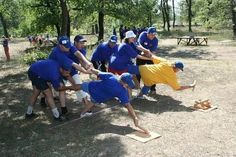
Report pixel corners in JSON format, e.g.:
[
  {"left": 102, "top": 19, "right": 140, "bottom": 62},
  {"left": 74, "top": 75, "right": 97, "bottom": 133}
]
[
  {"left": 147, "top": 27, "right": 157, "bottom": 34},
  {"left": 120, "top": 73, "right": 135, "bottom": 89},
  {"left": 74, "top": 35, "right": 87, "bottom": 42},
  {"left": 174, "top": 61, "right": 184, "bottom": 71},
  {"left": 58, "top": 36, "right": 72, "bottom": 48},
  {"left": 109, "top": 35, "right": 117, "bottom": 43}
]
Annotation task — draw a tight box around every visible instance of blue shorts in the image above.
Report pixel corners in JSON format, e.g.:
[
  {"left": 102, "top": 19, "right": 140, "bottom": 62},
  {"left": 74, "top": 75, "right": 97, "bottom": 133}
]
[
  {"left": 81, "top": 82, "right": 96, "bottom": 103},
  {"left": 28, "top": 70, "right": 49, "bottom": 91},
  {"left": 127, "top": 64, "right": 140, "bottom": 75}
]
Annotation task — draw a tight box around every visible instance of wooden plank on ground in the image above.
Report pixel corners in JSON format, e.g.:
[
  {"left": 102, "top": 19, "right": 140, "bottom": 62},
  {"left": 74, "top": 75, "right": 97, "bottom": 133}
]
[{"left": 126, "top": 131, "right": 161, "bottom": 143}]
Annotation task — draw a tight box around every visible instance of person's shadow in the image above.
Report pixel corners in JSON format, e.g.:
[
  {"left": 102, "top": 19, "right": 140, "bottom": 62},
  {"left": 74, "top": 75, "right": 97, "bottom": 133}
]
[{"left": 131, "top": 94, "right": 193, "bottom": 114}]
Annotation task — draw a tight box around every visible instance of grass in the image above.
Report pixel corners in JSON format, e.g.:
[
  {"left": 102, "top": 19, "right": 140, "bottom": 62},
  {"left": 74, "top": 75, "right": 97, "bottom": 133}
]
[{"left": 158, "top": 26, "right": 234, "bottom": 41}]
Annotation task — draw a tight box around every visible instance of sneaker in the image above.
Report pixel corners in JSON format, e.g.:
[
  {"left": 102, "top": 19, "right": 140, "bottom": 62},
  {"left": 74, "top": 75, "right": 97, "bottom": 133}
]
[
  {"left": 54, "top": 115, "right": 68, "bottom": 122},
  {"left": 80, "top": 112, "right": 93, "bottom": 118},
  {"left": 25, "top": 112, "right": 37, "bottom": 119}
]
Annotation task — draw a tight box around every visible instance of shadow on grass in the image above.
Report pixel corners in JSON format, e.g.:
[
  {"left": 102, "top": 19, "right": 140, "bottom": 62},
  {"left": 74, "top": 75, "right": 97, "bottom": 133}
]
[
  {"left": 0, "top": 71, "right": 128, "bottom": 156},
  {"left": 158, "top": 46, "right": 216, "bottom": 59},
  {"left": 131, "top": 94, "right": 193, "bottom": 114}
]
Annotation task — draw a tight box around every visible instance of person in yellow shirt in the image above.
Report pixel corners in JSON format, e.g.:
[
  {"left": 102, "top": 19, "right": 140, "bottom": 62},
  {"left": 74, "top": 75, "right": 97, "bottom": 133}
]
[{"left": 127, "top": 56, "right": 196, "bottom": 97}]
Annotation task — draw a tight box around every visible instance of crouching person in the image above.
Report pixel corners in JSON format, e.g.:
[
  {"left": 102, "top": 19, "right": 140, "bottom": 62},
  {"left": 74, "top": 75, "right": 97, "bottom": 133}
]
[
  {"left": 25, "top": 59, "right": 75, "bottom": 121},
  {"left": 66, "top": 69, "right": 149, "bottom": 134},
  {"left": 127, "top": 55, "right": 196, "bottom": 98}
]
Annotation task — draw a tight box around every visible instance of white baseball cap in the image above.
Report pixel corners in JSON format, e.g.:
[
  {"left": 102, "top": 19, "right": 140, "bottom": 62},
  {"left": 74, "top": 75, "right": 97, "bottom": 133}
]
[{"left": 125, "top": 31, "right": 136, "bottom": 39}]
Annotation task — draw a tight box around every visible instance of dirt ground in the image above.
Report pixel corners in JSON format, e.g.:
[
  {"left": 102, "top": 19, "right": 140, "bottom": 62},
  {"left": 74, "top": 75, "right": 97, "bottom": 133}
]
[{"left": 0, "top": 38, "right": 236, "bottom": 157}]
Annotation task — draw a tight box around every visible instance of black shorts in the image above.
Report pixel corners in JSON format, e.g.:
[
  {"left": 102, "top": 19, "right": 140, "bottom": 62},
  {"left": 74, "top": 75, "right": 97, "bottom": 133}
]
[{"left": 28, "top": 70, "right": 49, "bottom": 91}]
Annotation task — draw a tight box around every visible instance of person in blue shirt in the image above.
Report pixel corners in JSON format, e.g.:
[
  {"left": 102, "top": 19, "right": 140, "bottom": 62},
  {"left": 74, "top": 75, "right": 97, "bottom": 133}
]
[
  {"left": 108, "top": 30, "right": 152, "bottom": 75},
  {"left": 136, "top": 27, "right": 159, "bottom": 94},
  {"left": 25, "top": 59, "right": 75, "bottom": 121},
  {"left": 91, "top": 35, "right": 118, "bottom": 72},
  {"left": 64, "top": 69, "right": 149, "bottom": 134},
  {"left": 47, "top": 36, "right": 91, "bottom": 114},
  {"left": 49, "top": 36, "right": 91, "bottom": 74}
]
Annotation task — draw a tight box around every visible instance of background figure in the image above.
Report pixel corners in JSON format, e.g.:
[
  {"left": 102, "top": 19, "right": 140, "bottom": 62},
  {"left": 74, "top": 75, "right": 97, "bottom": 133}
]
[
  {"left": 136, "top": 27, "right": 158, "bottom": 94},
  {"left": 2, "top": 36, "right": 10, "bottom": 61},
  {"left": 91, "top": 35, "right": 118, "bottom": 72}
]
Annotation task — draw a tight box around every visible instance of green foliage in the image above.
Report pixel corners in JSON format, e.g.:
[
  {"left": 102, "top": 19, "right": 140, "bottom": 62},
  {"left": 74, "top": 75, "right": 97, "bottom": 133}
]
[
  {"left": 0, "top": 0, "right": 23, "bottom": 36},
  {"left": 22, "top": 48, "right": 50, "bottom": 65},
  {"left": 179, "top": 0, "right": 232, "bottom": 30}
]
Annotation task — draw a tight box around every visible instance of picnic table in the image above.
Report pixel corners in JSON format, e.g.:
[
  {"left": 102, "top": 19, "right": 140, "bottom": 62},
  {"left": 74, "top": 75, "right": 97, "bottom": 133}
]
[{"left": 177, "top": 36, "right": 208, "bottom": 46}]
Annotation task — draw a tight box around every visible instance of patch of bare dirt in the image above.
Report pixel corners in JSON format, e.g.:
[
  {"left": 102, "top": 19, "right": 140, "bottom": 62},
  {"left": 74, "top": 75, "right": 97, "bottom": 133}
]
[{"left": 0, "top": 38, "right": 236, "bottom": 157}]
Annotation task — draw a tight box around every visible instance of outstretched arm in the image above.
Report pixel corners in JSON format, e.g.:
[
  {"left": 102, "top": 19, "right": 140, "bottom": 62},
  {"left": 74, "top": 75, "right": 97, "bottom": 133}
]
[
  {"left": 125, "top": 103, "right": 149, "bottom": 134},
  {"left": 75, "top": 51, "right": 93, "bottom": 70},
  {"left": 177, "top": 80, "right": 196, "bottom": 91},
  {"left": 72, "top": 63, "right": 91, "bottom": 74},
  {"left": 137, "top": 54, "right": 153, "bottom": 61}
]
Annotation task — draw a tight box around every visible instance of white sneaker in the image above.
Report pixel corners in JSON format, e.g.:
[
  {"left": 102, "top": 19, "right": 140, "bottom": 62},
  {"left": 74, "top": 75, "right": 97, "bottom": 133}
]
[{"left": 80, "top": 112, "right": 93, "bottom": 118}]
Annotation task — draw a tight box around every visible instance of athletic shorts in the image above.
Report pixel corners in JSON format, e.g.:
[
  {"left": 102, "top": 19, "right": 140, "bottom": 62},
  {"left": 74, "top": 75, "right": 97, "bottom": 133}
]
[
  {"left": 28, "top": 70, "right": 49, "bottom": 91},
  {"left": 81, "top": 82, "right": 96, "bottom": 103}
]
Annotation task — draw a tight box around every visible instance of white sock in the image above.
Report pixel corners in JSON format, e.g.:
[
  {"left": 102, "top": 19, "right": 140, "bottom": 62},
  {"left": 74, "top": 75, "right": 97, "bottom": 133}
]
[
  {"left": 52, "top": 108, "right": 60, "bottom": 118},
  {"left": 26, "top": 106, "right": 33, "bottom": 115}
]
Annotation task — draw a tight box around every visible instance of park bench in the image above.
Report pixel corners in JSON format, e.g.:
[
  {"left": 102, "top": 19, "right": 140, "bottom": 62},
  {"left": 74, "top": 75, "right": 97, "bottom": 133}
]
[{"left": 177, "top": 36, "right": 208, "bottom": 46}]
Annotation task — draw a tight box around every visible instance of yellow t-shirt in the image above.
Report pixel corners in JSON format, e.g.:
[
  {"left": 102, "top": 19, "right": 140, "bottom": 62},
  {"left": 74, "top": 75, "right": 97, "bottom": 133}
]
[{"left": 139, "top": 56, "right": 180, "bottom": 90}]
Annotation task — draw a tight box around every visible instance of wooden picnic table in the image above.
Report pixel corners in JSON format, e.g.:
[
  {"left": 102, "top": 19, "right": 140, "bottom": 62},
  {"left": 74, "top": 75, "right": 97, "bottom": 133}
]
[{"left": 177, "top": 36, "right": 208, "bottom": 46}]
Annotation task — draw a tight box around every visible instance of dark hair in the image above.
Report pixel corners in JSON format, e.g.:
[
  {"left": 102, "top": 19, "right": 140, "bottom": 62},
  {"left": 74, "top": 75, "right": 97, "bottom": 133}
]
[{"left": 124, "top": 38, "right": 129, "bottom": 43}]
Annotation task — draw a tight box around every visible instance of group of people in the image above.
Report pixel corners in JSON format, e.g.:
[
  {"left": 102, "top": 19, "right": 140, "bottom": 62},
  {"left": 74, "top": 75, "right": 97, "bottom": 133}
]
[
  {"left": 27, "top": 34, "right": 50, "bottom": 46},
  {"left": 25, "top": 27, "right": 196, "bottom": 133},
  {"left": 119, "top": 25, "right": 148, "bottom": 43}
]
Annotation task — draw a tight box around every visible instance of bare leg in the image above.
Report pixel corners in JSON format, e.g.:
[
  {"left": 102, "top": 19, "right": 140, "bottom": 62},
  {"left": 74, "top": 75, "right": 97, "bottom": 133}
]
[
  {"left": 43, "top": 88, "right": 60, "bottom": 118},
  {"left": 30, "top": 86, "right": 41, "bottom": 106},
  {"left": 81, "top": 98, "right": 95, "bottom": 115},
  {"left": 26, "top": 85, "right": 41, "bottom": 115}
]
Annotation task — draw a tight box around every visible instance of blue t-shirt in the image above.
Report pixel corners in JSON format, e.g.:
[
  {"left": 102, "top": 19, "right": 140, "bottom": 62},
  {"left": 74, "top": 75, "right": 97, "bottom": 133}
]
[
  {"left": 138, "top": 31, "right": 158, "bottom": 52},
  {"left": 69, "top": 45, "right": 88, "bottom": 76},
  {"left": 88, "top": 72, "right": 129, "bottom": 105},
  {"left": 68, "top": 45, "right": 87, "bottom": 64},
  {"left": 49, "top": 46, "right": 73, "bottom": 69},
  {"left": 29, "top": 59, "right": 62, "bottom": 89},
  {"left": 2, "top": 39, "right": 8, "bottom": 47},
  {"left": 108, "top": 43, "right": 138, "bottom": 71},
  {"left": 91, "top": 42, "right": 118, "bottom": 62}
]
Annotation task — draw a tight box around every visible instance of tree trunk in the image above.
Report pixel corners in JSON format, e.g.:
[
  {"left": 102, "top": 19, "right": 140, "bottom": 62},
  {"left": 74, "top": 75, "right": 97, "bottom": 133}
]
[
  {"left": 161, "top": 0, "right": 166, "bottom": 30},
  {"left": 172, "top": 0, "right": 176, "bottom": 28},
  {"left": 163, "top": 0, "right": 170, "bottom": 31},
  {"left": 232, "top": 0, "right": 236, "bottom": 39},
  {"left": 55, "top": 23, "right": 61, "bottom": 39},
  {"left": 98, "top": 0, "right": 104, "bottom": 41},
  {"left": 186, "top": 0, "right": 192, "bottom": 32},
  {"left": 148, "top": 12, "right": 152, "bottom": 27},
  {"left": 0, "top": 12, "right": 9, "bottom": 38},
  {"left": 59, "top": 0, "right": 69, "bottom": 36},
  {"left": 67, "top": 14, "right": 71, "bottom": 38}
]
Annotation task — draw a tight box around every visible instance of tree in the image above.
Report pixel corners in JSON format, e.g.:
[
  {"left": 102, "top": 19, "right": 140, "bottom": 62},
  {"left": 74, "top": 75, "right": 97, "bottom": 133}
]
[
  {"left": 160, "top": 0, "right": 166, "bottom": 30},
  {"left": 0, "top": 0, "right": 22, "bottom": 37},
  {"left": 172, "top": 0, "right": 176, "bottom": 28},
  {"left": 186, "top": 0, "right": 192, "bottom": 32},
  {"left": 160, "top": 0, "right": 170, "bottom": 31},
  {"left": 59, "top": 0, "right": 70, "bottom": 36},
  {"left": 231, "top": 0, "right": 236, "bottom": 38}
]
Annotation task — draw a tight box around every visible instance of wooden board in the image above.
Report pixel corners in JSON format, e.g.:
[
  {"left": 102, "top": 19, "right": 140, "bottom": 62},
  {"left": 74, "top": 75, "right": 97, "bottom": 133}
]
[
  {"left": 125, "top": 131, "right": 161, "bottom": 143},
  {"left": 191, "top": 106, "right": 218, "bottom": 112}
]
